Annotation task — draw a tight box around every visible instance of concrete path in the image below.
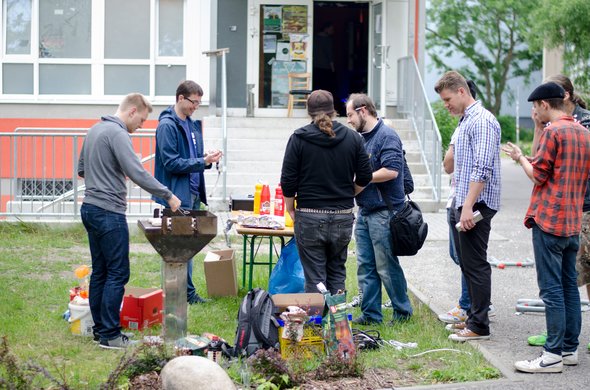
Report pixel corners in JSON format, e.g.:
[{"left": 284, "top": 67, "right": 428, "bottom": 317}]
[{"left": 400, "top": 158, "right": 590, "bottom": 389}]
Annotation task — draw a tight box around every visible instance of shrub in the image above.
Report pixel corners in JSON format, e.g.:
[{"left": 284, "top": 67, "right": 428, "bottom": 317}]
[
  {"left": 497, "top": 115, "right": 517, "bottom": 143},
  {"left": 431, "top": 100, "right": 458, "bottom": 152}
]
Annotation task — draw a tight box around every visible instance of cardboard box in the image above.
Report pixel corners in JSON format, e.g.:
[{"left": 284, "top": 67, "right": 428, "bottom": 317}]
[
  {"left": 272, "top": 293, "right": 325, "bottom": 316},
  {"left": 120, "top": 287, "right": 163, "bottom": 331},
  {"left": 204, "top": 249, "right": 238, "bottom": 297}
]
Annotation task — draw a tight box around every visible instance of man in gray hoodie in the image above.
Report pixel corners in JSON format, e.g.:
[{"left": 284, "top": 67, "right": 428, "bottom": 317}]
[{"left": 78, "top": 93, "right": 180, "bottom": 349}]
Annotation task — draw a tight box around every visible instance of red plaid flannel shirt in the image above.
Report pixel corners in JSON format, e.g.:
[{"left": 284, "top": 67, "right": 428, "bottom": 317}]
[{"left": 525, "top": 116, "right": 590, "bottom": 236}]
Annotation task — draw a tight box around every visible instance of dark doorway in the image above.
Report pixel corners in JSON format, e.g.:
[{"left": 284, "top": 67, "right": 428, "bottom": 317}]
[{"left": 313, "top": 2, "right": 369, "bottom": 116}]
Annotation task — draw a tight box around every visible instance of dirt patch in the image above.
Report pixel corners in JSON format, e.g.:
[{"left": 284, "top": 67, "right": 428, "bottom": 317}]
[{"left": 299, "top": 368, "right": 419, "bottom": 389}]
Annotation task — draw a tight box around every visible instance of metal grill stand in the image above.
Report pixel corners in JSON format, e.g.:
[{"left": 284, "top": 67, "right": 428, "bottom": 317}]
[{"left": 138, "top": 209, "right": 217, "bottom": 341}]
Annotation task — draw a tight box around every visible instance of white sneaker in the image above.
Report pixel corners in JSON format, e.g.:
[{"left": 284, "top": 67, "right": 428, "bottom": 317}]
[
  {"left": 382, "top": 300, "right": 392, "bottom": 309},
  {"left": 438, "top": 305, "right": 467, "bottom": 324},
  {"left": 562, "top": 350, "right": 578, "bottom": 366},
  {"left": 488, "top": 304, "right": 496, "bottom": 317},
  {"left": 346, "top": 294, "right": 362, "bottom": 309},
  {"left": 514, "top": 351, "right": 563, "bottom": 373}
]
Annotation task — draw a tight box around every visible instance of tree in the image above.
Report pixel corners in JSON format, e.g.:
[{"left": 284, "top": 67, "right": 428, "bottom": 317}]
[
  {"left": 528, "top": 0, "right": 590, "bottom": 92},
  {"left": 426, "top": 0, "right": 542, "bottom": 115}
]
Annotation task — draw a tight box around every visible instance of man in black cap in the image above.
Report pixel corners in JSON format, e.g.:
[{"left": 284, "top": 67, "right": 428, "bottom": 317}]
[{"left": 503, "top": 82, "right": 590, "bottom": 373}]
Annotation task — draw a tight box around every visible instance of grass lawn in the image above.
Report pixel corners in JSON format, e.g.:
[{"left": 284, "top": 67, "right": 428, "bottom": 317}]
[{"left": 0, "top": 222, "right": 500, "bottom": 388}]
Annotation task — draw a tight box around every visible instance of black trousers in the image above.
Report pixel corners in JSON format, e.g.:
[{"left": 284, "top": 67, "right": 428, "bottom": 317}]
[{"left": 454, "top": 202, "right": 496, "bottom": 335}]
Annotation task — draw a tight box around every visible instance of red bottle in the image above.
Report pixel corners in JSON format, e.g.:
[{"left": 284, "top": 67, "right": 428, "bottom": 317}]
[
  {"left": 260, "top": 184, "right": 271, "bottom": 215},
  {"left": 274, "top": 185, "right": 284, "bottom": 217}
]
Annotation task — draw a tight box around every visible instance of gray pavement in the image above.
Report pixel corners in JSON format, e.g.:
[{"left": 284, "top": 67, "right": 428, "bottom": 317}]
[{"left": 399, "top": 158, "right": 590, "bottom": 389}]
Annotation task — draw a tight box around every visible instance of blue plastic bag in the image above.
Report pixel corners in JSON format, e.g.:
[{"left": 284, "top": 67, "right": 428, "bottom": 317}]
[{"left": 268, "top": 238, "right": 305, "bottom": 294}]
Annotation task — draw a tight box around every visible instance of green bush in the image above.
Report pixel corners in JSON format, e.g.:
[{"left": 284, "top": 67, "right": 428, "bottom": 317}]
[
  {"left": 431, "top": 100, "right": 458, "bottom": 152},
  {"left": 497, "top": 115, "right": 517, "bottom": 143}
]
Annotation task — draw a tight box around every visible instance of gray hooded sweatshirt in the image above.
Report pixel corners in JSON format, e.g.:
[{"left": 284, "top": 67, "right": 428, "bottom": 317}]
[{"left": 78, "top": 115, "right": 172, "bottom": 214}]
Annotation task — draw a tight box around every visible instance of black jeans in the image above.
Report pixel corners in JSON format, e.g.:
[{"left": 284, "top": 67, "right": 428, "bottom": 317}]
[
  {"left": 294, "top": 211, "right": 354, "bottom": 294},
  {"left": 454, "top": 202, "right": 496, "bottom": 335}
]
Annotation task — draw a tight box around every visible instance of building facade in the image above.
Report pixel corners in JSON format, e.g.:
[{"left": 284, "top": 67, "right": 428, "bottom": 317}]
[{"left": 1, "top": 0, "right": 425, "bottom": 122}]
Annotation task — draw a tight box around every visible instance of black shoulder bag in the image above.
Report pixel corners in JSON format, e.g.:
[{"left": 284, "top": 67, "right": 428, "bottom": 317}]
[{"left": 379, "top": 188, "right": 428, "bottom": 256}]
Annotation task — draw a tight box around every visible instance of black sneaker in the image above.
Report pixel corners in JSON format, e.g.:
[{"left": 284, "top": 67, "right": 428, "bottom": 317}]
[
  {"left": 352, "top": 316, "right": 381, "bottom": 326},
  {"left": 94, "top": 331, "right": 135, "bottom": 343},
  {"left": 188, "top": 294, "right": 211, "bottom": 304},
  {"left": 99, "top": 334, "right": 137, "bottom": 350}
]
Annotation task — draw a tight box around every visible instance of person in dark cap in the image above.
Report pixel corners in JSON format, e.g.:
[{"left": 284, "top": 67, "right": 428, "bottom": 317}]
[
  {"left": 280, "top": 90, "right": 372, "bottom": 294},
  {"left": 503, "top": 81, "right": 590, "bottom": 373}
]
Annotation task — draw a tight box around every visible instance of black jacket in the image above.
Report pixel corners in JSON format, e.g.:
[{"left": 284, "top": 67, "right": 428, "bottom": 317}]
[{"left": 280, "top": 121, "right": 372, "bottom": 209}]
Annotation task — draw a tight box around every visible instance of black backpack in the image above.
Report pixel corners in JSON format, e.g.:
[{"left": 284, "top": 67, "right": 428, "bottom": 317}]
[
  {"left": 232, "top": 288, "right": 280, "bottom": 357},
  {"left": 390, "top": 199, "right": 428, "bottom": 256}
]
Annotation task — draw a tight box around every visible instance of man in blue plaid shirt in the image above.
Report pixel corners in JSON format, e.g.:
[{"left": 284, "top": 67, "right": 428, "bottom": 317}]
[{"left": 435, "top": 71, "right": 502, "bottom": 342}]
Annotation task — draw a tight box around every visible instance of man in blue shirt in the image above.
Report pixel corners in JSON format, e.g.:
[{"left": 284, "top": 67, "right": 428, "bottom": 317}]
[
  {"left": 153, "top": 80, "right": 222, "bottom": 304},
  {"left": 435, "top": 71, "right": 501, "bottom": 341},
  {"left": 346, "top": 93, "right": 413, "bottom": 325}
]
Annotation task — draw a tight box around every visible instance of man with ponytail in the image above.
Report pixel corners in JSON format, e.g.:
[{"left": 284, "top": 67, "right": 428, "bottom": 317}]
[{"left": 280, "top": 90, "right": 372, "bottom": 294}]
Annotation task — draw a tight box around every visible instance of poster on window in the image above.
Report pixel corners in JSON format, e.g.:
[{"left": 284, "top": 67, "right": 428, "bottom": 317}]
[
  {"left": 282, "top": 5, "right": 307, "bottom": 33},
  {"left": 263, "top": 6, "right": 282, "bottom": 32},
  {"left": 276, "top": 41, "right": 291, "bottom": 61},
  {"left": 271, "top": 61, "right": 307, "bottom": 107},
  {"left": 289, "top": 34, "right": 308, "bottom": 61},
  {"left": 263, "top": 34, "right": 277, "bottom": 53}
]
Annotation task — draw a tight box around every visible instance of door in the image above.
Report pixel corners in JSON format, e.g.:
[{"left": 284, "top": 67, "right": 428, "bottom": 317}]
[
  {"left": 247, "top": 0, "right": 313, "bottom": 116},
  {"left": 368, "top": 0, "right": 388, "bottom": 117}
]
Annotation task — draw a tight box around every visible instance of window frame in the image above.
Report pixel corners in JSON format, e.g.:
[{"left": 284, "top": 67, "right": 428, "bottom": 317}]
[{"left": 0, "top": 0, "right": 207, "bottom": 104}]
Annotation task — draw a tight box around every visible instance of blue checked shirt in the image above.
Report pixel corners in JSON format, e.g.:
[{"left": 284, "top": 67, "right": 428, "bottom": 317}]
[{"left": 454, "top": 101, "right": 502, "bottom": 211}]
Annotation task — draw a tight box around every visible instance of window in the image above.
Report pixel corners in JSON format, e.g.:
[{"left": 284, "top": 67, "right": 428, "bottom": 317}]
[
  {"left": 39, "top": 0, "right": 91, "bottom": 58},
  {"left": 2, "top": 63, "right": 33, "bottom": 93},
  {"left": 105, "top": 0, "right": 150, "bottom": 59},
  {"left": 1, "top": 0, "right": 191, "bottom": 99},
  {"left": 105, "top": 65, "right": 149, "bottom": 95},
  {"left": 5, "top": 0, "right": 31, "bottom": 55},
  {"left": 159, "top": 0, "right": 183, "bottom": 57}
]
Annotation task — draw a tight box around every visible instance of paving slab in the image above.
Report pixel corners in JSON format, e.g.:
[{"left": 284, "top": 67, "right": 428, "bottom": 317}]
[{"left": 400, "top": 158, "right": 590, "bottom": 389}]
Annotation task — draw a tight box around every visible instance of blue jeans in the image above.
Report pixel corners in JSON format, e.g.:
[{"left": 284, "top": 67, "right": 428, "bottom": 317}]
[
  {"left": 532, "top": 225, "right": 581, "bottom": 355},
  {"left": 294, "top": 211, "right": 354, "bottom": 294},
  {"left": 447, "top": 206, "right": 470, "bottom": 310},
  {"left": 81, "top": 203, "right": 130, "bottom": 341},
  {"left": 187, "top": 194, "right": 201, "bottom": 302},
  {"left": 356, "top": 209, "right": 413, "bottom": 322}
]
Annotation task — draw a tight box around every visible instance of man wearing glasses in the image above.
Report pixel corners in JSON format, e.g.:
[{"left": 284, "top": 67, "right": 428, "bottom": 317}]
[
  {"left": 345, "top": 93, "right": 413, "bottom": 326},
  {"left": 153, "top": 80, "right": 222, "bottom": 305}
]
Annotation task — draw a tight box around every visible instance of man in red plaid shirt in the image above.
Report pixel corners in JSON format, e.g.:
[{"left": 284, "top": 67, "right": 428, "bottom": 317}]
[{"left": 503, "top": 82, "right": 590, "bottom": 373}]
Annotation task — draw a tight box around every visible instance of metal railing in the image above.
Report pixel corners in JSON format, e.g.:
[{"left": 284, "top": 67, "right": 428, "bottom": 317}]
[
  {"left": 0, "top": 129, "right": 159, "bottom": 221},
  {"left": 397, "top": 56, "right": 442, "bottom": 202}
]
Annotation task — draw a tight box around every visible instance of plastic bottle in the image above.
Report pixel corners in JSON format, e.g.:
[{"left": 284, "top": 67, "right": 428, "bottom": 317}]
[
  {"left": 274, "top": 184, "right": 284, "bottom": 217},
  {"left": 253, "top": 183, "right": 263, "bottom": 215},
  {"left": 260, "top": 184, "right": 271, "bottom": 215},
  {"left": 284, "top": 199, "right": 295, "bottom": 227},
  {"left": 207, "top": 335, "right": 222, "bottom": 363}
]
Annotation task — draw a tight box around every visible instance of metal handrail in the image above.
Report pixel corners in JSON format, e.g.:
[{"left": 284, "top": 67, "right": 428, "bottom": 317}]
[
  {"left": 397, "top": 56, "right": 442, "bottom": 201},
  {"left": 35, "top": 154, "right": 156, "bottom": 212}
]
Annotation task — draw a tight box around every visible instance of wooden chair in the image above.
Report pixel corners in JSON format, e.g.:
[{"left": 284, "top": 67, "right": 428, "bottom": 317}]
[{"left": 287, "top": 72, "right": 312, "bottom": 117}]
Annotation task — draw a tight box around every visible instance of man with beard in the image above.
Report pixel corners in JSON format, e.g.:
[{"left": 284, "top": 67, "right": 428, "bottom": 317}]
[{"left": 345, "top": 93, "right": 413, "bottom": 325}]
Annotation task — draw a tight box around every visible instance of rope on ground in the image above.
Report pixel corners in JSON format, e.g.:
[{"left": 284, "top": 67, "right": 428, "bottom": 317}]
[{"left": 409, "top": 348, "right": 471, "bottom": 358}]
